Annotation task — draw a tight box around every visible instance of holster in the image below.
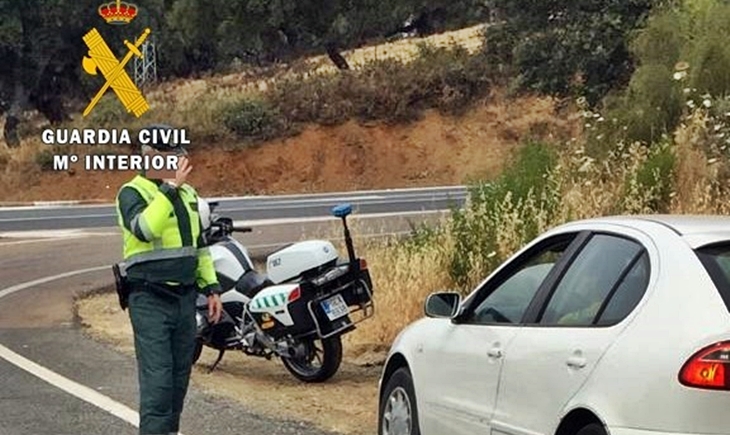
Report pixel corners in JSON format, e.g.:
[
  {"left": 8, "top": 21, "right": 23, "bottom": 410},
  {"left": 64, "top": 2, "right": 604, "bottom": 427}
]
[{"left": 112, "top": 262, "right": 131, "bottom": 310}]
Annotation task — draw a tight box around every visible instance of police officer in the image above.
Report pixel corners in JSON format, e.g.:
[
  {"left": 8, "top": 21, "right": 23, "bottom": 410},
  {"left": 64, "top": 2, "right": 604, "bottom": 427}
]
[{"left": 115, "top": 124, "right": 223, "bottom": 435}]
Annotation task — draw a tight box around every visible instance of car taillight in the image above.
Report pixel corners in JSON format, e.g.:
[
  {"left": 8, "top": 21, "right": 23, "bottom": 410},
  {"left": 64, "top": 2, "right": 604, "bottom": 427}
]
[
  {"left": 288, "top": 287, "right": 301, "bottom": 303},
  {"left": 679, "top": 341, "right": 730, "bottom": 390},
  {"left": 359, "top": 258, "right": 368, "bottom": 270}
]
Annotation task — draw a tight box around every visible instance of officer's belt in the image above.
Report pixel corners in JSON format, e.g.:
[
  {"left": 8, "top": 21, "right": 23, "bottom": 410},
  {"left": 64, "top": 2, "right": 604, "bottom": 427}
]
[{"left": 124, "top": 246, "right": 197, "bottom": 268}]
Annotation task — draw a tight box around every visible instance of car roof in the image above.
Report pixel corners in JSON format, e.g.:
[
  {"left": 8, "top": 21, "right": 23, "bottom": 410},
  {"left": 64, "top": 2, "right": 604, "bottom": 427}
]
[{"left": 554, "top": 214, "right": 730, "bottom": 248}]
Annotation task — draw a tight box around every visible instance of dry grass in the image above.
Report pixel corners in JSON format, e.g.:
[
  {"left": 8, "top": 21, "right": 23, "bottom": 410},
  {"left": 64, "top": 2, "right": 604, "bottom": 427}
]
[
  {"left": 345, "top": 236, "right": 453, "bottom": 347},
  {"left": 304, "top": 25, "right": 485, "bottom": 75}
]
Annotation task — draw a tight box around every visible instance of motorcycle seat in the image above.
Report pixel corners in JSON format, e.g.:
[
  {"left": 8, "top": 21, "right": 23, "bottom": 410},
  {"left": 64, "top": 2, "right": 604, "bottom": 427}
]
[{"left": 235, "top": 270, "right": 272, "bottom": 299}]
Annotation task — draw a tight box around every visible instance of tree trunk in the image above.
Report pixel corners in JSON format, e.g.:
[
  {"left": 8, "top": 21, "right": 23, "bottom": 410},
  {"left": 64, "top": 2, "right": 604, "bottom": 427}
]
[
  {"left": 325, "top": 42, "right": 350, "bottom": 70},
  {"left": 4, "top": 81, "right": 28, "bottom": 148}
]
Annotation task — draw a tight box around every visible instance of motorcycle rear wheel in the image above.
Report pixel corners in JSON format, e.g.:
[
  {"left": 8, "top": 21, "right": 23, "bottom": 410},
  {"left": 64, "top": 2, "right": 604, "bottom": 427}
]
[{"left": 281, "top": 335, "right": 342, "bottom": 383}]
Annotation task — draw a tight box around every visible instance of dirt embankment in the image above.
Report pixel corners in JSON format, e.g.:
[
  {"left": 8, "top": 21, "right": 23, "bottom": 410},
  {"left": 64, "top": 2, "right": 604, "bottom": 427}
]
[{"left": 0, "top": 91, "right": 577, "bottom": 202}]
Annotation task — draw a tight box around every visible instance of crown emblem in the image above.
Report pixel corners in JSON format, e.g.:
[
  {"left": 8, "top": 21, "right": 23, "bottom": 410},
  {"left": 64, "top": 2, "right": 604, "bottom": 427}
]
[{"left": 98, "top": 0, "right": 138, "bottom": 25}]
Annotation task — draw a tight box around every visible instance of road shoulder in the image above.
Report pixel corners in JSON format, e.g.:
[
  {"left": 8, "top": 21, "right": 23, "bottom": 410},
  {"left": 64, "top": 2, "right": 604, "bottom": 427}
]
[{"left": 75, "top": 289, "right": 383, "bottom": 435}]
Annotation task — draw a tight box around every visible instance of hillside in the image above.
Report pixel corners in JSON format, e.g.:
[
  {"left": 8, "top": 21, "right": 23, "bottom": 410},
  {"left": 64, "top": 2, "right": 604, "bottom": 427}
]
[
  {"left": 0, "top": 91, "right": 577, "bottom": 202},
  {"left": 0, "top": 24, "right": 578, "bottom": 202}
]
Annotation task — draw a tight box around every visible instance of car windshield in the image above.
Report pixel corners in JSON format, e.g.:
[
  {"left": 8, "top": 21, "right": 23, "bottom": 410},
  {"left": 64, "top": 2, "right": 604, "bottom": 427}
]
[{"left": 695, "top": 243, "right": 730, "bottom": 312}]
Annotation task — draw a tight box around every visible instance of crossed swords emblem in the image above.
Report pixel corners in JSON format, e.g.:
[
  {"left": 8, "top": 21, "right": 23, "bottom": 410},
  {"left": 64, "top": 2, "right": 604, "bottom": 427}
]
[{"left": 81, "top": 27, "right": 151, "bottom": 118}]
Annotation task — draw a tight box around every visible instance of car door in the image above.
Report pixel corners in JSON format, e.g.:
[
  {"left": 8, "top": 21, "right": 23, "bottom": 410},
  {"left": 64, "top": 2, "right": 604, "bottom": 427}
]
[
  {"left": 415, "top": 232, "right": 583, "bottom": 435},
  {"left": 492, "top": 229, "right": 654, "bottom": 435}
]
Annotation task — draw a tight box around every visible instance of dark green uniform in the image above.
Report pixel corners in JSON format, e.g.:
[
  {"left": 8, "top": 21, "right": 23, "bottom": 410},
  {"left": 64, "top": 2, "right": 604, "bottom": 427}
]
[{"left": 116, "top": 174, "right": 221, "bottom": 435}]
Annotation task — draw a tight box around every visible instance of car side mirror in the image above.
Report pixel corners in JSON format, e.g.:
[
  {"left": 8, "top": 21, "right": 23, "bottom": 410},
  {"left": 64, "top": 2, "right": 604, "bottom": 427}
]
[{"left": 424, "top": 292, "right": 461, "bottom": 319}]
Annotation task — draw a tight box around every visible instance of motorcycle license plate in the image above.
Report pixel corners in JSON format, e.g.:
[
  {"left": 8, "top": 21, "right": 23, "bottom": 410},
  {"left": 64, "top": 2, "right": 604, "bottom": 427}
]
[{"left": 321, "top": 294, "right": 349, "bottom": 321}]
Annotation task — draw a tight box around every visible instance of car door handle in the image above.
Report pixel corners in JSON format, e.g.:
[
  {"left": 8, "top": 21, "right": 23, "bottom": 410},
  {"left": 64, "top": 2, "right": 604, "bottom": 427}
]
[
  {"left": 566, "top": 356, "right": 587, "bottom": 369},
  {"left": 487, "top": 348, "right": 503, "bottom": 358}
]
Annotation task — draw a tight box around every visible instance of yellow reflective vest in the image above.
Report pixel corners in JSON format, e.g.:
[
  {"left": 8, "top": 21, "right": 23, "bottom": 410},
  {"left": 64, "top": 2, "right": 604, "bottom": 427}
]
[{"left": 115, "top": 174, "right": 221, "bottom": 295}]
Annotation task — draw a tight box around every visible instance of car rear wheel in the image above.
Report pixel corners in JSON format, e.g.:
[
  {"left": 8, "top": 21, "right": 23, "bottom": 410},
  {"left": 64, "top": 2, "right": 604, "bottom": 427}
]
[
  {"left": 576, "top": 423, "right": 607, "bottom": 435},
  {"left": 379, "top": 367, "right": 420, "bottom": 435}
]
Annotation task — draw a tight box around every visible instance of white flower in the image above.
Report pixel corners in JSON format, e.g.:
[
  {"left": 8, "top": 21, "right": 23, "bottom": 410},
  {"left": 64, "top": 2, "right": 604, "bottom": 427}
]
[
  {"left": 703, "top": 99, "right": 712, "bottom": 108},
  {"left": 673, "top": 71, "right": 687, "bottom": 81},
  {"left": 684, "top": 88, "right": 692, "bottom": 94},
  {"left": 578, "top": 160, "right": 593, "bottom": 172},
  {"left": 709, "top": 158, "right": 718, "bottom": 164}
]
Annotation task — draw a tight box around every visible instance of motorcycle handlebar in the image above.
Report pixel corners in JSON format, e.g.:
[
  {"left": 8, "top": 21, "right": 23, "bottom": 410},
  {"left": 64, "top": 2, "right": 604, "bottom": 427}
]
[{"left": 209, "top": 221, "right": 252, "bottom": 233}]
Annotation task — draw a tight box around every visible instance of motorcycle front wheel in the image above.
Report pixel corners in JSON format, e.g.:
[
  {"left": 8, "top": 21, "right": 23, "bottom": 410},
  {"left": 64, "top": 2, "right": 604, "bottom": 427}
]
[{"left": 281, "top": 335, "right": 342, "bottom": 383}]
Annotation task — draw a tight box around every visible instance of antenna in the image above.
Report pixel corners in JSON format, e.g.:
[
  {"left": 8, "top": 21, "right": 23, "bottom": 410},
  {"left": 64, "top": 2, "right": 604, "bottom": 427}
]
[{"left": 134, "top": 35, "right": 158, "bottom": 88}]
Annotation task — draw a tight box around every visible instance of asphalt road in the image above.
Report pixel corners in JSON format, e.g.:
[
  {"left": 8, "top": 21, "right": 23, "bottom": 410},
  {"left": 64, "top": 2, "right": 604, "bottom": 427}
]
[
  {"left": 0, "top": 187, "right": 455, "bottom": 435},
  {"left": 0, "top": 186, "right": 466, "bottom": 232}
]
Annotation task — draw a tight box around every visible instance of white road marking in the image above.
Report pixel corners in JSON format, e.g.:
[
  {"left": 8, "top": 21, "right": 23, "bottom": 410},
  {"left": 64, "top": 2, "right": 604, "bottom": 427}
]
[
  {"left": 0, "top": 344, "right": 140, "bottom": 427},
  {"left": 0, "top": 266, "right": 109, "bottom": 300},
  {"left": 0, "top": 265, "right": 188, "bottom": 435},
  {"left": 0, "top": 213, "right": 112, "bottom": 223},
  {"left": 0, "top": 230, "right": 118, "bottom": 246}
]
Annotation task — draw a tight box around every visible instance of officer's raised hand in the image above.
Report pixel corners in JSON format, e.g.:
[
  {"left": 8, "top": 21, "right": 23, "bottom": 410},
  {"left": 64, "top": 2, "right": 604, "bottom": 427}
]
[{"left": 171, "top": 155, "right": 192, "bottom": 187}]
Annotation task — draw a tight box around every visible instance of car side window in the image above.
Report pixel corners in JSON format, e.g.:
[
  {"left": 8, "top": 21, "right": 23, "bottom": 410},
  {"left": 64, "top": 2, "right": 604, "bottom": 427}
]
[
  {"left": 596, "top": 252, "right": 650, "bottom": 326},
  {"left": 465, "top": 236, "right": 575, "bottom": 325},
  {"left": 539, "top": 234, "right": 644, "bottom": 326}
]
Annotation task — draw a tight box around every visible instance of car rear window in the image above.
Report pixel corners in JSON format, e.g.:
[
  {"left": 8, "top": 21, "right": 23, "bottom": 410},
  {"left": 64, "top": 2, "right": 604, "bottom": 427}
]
[{"left": 695, "top": 243, "right": 730, "bottom": 312}]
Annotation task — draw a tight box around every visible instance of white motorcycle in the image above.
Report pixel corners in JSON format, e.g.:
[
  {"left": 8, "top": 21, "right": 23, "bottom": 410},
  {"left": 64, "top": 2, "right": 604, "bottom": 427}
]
[{"left": 193, "top": 200, "right": 374, "bottom": 382}]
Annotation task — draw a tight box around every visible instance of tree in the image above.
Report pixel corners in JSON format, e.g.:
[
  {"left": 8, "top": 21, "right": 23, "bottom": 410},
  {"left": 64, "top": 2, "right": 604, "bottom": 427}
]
[
  {"left": 487, "top": 0, "right": 658, "bottom": 105},
  {"left": 0, "top": 0, "right": 99, "bottom": 145}
]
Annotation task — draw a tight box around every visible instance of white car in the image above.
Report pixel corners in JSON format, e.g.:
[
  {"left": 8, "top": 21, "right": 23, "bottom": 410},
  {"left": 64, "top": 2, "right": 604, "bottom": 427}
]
[{"left": 378, "top": 215, "right": 730, "bottom": 435}]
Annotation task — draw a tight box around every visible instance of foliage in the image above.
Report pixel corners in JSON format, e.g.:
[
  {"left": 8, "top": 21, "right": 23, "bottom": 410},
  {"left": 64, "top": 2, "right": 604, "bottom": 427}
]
[
  {"left": 448, "top": 141, "right": 559, "bottom": 287},
  {"left": 33, "top": 148, "right": 55, "bottom": 171},
  {"left": 268, "top": 45, "right": 493, "bottom": 128},
  {"left": 163, "top": 0, "right": 488, "bottom": 75},
  {"left": 218, "top": 98, "right": 286, "bottom": 142},
  {"left": 86, "top": 94, "right": 128, "bottom": 129},
  {"left": 486, "top": 0, "right": 657, "bottom": 106},
  {"left": 593, "top": 0, "right": 730, "bottom": 145}
]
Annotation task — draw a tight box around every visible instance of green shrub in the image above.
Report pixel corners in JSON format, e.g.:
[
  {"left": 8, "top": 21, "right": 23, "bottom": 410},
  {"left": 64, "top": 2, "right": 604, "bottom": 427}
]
[
  {"left": 597, "top": 0, "right": 730, "bottom": 146},
  {"left": 86, "top": 94, "right": 128, "bottom": 129},
  {"left": 34, "top": 149, "right": 56, "bottom": 171},
  {"left": 218, "top": 98, "right": 286, "bottom": 141},
  {"left": 448, "top": 141, "right": 559, "bottom": 286},
  {"left": 267, "top": 44, "right": 492, "bottom": 128},
  {"left": 630, "top": 141, "right": 676, "bottom": 212}
]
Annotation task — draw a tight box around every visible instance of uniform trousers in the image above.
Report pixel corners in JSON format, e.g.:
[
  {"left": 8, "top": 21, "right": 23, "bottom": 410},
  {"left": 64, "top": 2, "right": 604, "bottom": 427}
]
[{"left": 128, "top": 281, "right": 198, "bottom": 435}]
